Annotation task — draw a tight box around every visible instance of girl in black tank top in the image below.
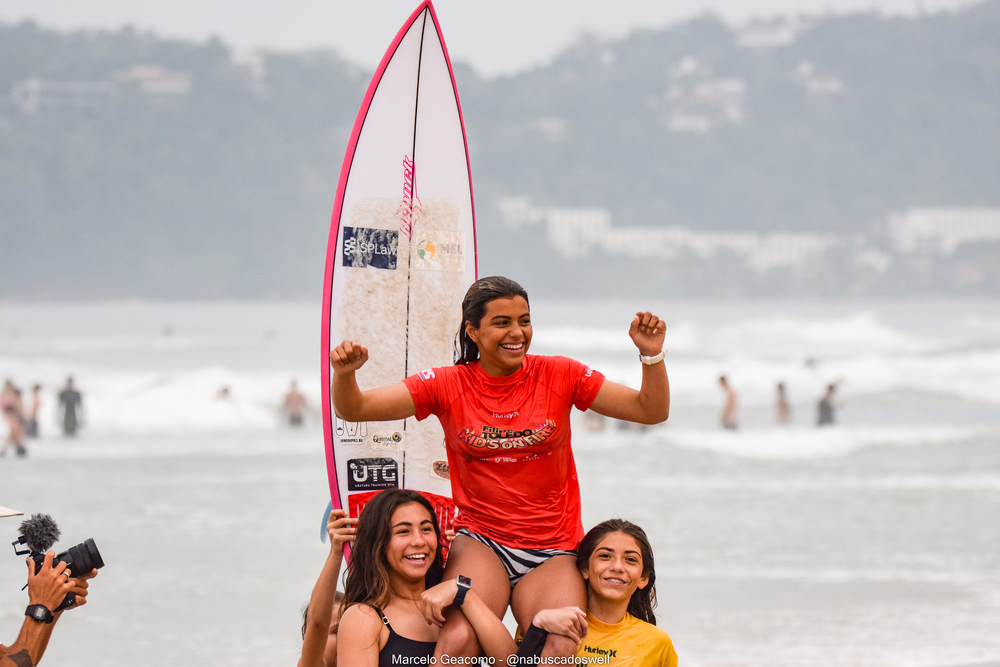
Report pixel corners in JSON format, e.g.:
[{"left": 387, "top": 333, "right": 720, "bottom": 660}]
[
  {"left": 336, "top": 490, "right": 446, "bottom": 666},
  {"left": 335, "top": 489, "right": 589, "bottom": 666},
  {"left": 373, "top": 607, "right": 436, "bottom": 667}
]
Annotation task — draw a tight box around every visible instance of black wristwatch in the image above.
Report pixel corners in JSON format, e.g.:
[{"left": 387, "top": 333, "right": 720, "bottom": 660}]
[
  {"left": 453, "top": 575, "right": 472, "bottom": 607},
  {"left": 25, "top": 604, "right": 54, "bottom": 624}
]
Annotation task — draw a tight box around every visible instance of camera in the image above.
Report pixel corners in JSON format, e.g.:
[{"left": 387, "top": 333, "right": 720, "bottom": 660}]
[{"left": 12, "top": 514, "right": 105, "bottom": 612}]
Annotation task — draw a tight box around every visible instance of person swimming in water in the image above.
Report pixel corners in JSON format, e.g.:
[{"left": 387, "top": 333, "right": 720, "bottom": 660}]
[
  {"left": 719, "top": 375, "right": 738, "bottom": 430},
  {"left": 331, "top": 276, "right": 670, "bottom": 662}
]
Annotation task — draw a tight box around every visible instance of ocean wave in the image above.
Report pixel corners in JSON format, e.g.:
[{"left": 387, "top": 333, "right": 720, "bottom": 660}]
[
  {"left": 652, "top": 426, "right": 991, "bottom": 459},
  {"left": 637, "top": 473, "right": 1000, "bottom": 491},
  {"left": 574, "top": 425, "right": 993, "bottom": 459},
  {"left": 657, "top": 564, "right": 996, "bottom": 585},
  {"left": 582, "top": 348, "right": 1000, "bottom": 407},
  {"left": 533, "top": 312, "right": 935, "bottom": 358},
  {"left": 0, "top": 357, "right": 319, "bottom": 435}
]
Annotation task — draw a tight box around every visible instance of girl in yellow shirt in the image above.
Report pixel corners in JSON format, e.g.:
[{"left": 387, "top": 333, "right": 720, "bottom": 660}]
[
  {"left": 517, "top": 520, "right": 678, "bottom": 666},
  {"left": 574, "top": 519, "right": 677, "bottom": 666}
]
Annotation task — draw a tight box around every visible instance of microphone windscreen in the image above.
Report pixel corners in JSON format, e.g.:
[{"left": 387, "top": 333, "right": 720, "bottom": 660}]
[{"left": 19, "top": 514, "right": 61, "bottom": 553}]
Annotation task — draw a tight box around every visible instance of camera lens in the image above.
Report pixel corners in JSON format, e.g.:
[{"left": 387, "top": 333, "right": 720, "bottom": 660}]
[{"left": 58, "top": 538, "right": 104, "bottom": 575}]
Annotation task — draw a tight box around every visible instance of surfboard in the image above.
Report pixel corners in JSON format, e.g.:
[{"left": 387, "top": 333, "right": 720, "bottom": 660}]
[{"left": 320, "top": 1, "right": 477, "bottom": 554}]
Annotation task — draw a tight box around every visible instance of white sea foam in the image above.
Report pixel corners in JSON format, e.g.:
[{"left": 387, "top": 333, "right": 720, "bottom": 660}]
[
  {"left": 574, "top": 347, "right": 1000, "bottom": 408},
  {"left": 658, "top": 564, "right": 997, "bottom": 585},
  {"left": 654, "top": 425, "right": 991, "bottom": 459},
  {"left": 3, "top": 301, "right": 1000, "bottom": 435},
  {"left": 636, "top": 472, "right": 1000, "bottom": 491},
  {"left": 534, "top": 311, "right": 934, "bottom": 358},
  {"left": 574, "top": 425, "right": 992, "bottom": 459},
  {"left": 0, "top": 356, "right": 319, "bottom": 435},
  {"left": 534, "top": 309, "right": 1000, "bottom": 407}
]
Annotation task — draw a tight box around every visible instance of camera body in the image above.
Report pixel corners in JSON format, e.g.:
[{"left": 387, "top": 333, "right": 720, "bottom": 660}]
[
  {"left": 27, "top": 538, "right": 104, "bottom": 611},
  {"left": 12, "top": 514, "right": 105, "bottom": 613}
]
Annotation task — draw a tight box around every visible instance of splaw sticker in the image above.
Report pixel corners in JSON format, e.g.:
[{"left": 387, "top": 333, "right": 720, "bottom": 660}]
[{"left": 342, "top": 226, "right": 398, "bottom": 270}]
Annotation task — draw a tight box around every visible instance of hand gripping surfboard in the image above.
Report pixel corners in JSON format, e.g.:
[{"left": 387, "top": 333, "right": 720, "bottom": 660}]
[{"left": 321, "top": 1, "right": 477, "bottom": 557}]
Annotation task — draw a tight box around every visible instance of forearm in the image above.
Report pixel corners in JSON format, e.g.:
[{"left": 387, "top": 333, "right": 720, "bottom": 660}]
[
  {"left": 459, "top": 592, "right": 517, "bottom": 665},
  {"left": 34, "top": 614, "right": 58, "bottom": 663},
  {"left": 331, "top": 372, "right": 365, "bottom": 421},
  {"left": 636, "top": 362, "right": 669, "bottom": 423},
  {"left": 299, "top": 550, "right": 344, "bottom": 667},
  {"left": 1, "top": 618, "right": 49, "bottom": 667}
]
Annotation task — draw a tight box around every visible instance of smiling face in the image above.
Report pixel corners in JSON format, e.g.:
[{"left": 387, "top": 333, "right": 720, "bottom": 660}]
[
  {"left": 465, "top": 296, "right": 532, "bottom": 377},
  {"left": 384, "top": 502, "right": 438, "bottom": 584},
  {"left": 581, "top": 531, "right": 649, "bottom": 606}
]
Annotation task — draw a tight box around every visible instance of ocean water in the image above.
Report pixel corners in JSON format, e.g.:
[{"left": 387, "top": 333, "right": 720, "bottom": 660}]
[{"left": 1, "top": 299, "right": 998, "bottom": 666}]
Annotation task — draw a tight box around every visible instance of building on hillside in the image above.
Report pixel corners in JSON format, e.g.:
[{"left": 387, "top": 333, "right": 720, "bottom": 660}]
[
  {"left": 888, "top": 208, "right": 1000, "bottom": 254},
  {"left": 795, "top": 61, "right": 845, "bottom": 96},
  {"left": 498, "top": 198, "right": 837, "bottom": 273},
  {"left": 737, "top": 18, "right": 812, "bottom": 48},
  {"left": 12, "top": 78, "right": 116, "bottom": 114},
  {"left": 115, "top": 66, "right": 192, "bottom": 97}
]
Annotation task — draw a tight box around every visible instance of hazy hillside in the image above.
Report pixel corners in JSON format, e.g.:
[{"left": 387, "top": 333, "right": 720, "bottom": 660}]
[
  {"left": 1, "top": 2, "right": 998, "bottom": 299},
  {"left": 465, "top": 3, "right": 1000, "bottom": 233}
]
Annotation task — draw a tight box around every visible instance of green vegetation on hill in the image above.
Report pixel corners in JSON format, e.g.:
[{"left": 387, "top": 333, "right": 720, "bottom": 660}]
[{"left": 1, "top": 3, "right": 998, "bottom": 299}]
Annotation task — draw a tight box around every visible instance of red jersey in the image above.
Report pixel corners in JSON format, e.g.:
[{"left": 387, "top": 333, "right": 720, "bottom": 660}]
[{"left": 403, "top": 355, "right": 605, "bottom": 550}]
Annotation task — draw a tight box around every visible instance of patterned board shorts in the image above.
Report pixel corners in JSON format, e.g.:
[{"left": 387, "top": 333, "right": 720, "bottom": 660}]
[{"left": 455, "top": 528, "right": 577, "bottom": 587}]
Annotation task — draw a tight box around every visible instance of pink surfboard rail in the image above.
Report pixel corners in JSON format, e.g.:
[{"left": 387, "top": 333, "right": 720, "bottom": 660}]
[{"left": 320, "top": 0, "right": 478, "bottom": 518}]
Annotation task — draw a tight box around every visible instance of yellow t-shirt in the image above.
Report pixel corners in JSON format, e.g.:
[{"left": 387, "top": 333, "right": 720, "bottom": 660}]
[{"left": 576, "top": 612, "right": 678, "bottom": 667}]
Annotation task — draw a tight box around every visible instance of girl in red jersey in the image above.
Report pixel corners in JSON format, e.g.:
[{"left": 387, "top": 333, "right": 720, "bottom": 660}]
[{"left": 331, "top": 276, "right": 669, "bottom": 662}]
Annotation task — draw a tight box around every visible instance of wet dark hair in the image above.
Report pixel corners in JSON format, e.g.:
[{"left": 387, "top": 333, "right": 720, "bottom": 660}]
[
  {"left": 455, "top": 276, "right": 530, "bottom": 365},
  {"left": 577, "top": 519, "right": 657, "bottom": 625},
  {"left": 341, "top": 489, "right": 444, "bottom": 612}
]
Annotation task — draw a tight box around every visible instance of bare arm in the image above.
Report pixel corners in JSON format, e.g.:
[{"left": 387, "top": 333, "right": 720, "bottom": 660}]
[
  {"left": 420, "top": 581, "right": 586, "bottom": 665},
  {"left": 589, "top": 312, "right": 670, "bottom": 424},
  {"left": 422, "top": 580, "right": 518, "bottom": 664},
  {"left": 1, "top": 620, "right": 50, "bottom": 667},
  {"left": 330, "top": 341, "right": 416, "bottom": 422},
  {"left": 298, "top": 510, "right": 356, "bottom": 667},
  {"left": 336, "top": 605, "right": 383, "bottom": 667},
  {"left": 1, "top": 553, "right": 83, "bottom": 667}
]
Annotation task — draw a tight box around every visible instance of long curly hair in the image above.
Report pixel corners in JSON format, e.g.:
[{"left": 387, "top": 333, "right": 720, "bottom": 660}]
[
  {"left": 455, "top": 276, "right": 529, "bottom": 365},
  {"left": 576, "top": 519, "right": 658, "bottom": 625},
  {"left": 341, "top": 489, "right": 444, "bottom": 612}
]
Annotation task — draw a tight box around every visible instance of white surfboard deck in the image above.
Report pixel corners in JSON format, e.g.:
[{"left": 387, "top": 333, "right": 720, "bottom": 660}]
[{"left": 320, "top": 1, "right": 477, "bottom": 552}]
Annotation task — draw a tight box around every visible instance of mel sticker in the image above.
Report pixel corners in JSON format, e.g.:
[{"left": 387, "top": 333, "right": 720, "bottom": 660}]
[{"left": 412, "top": 230, "right": 465, "bottom": 272}]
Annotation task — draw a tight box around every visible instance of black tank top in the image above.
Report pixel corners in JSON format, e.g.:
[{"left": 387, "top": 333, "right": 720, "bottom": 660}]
[{"left": 374, "top": 607, "right": 436, "bottom": 667}]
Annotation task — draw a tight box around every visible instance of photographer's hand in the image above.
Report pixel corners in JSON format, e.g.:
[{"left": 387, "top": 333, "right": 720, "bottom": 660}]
[
  {"left": 0, "top": 554, "right": 77, "bottom": 667},
  {"left": 61, "top": 569, "right": 97, "bottom": 611},
  {"left": 26, "top": 552, "right": 75, "bottom": 612}
]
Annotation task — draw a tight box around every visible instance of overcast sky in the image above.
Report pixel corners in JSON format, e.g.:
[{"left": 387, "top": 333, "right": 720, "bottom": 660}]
[{"left": 0, "top": 0, "right": 981, "bottom": 76}]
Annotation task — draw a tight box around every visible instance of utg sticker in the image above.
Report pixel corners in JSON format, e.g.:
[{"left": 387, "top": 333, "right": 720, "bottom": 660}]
[{"left": 347, "top": 458, "right": 399, "bottom": 491}]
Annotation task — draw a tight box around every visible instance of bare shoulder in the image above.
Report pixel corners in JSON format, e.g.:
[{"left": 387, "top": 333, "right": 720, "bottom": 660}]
[
  {"left": 339, "top": 603, "right": 383, "bottom": 638},
  {"left": 337, "top": 603, "right": 387, "bottom": 663}
]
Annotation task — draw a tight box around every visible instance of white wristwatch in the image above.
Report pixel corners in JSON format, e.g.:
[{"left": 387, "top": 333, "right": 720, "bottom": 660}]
[{"left": 639, "top": 349, "right": 666, "bottom": 365}]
